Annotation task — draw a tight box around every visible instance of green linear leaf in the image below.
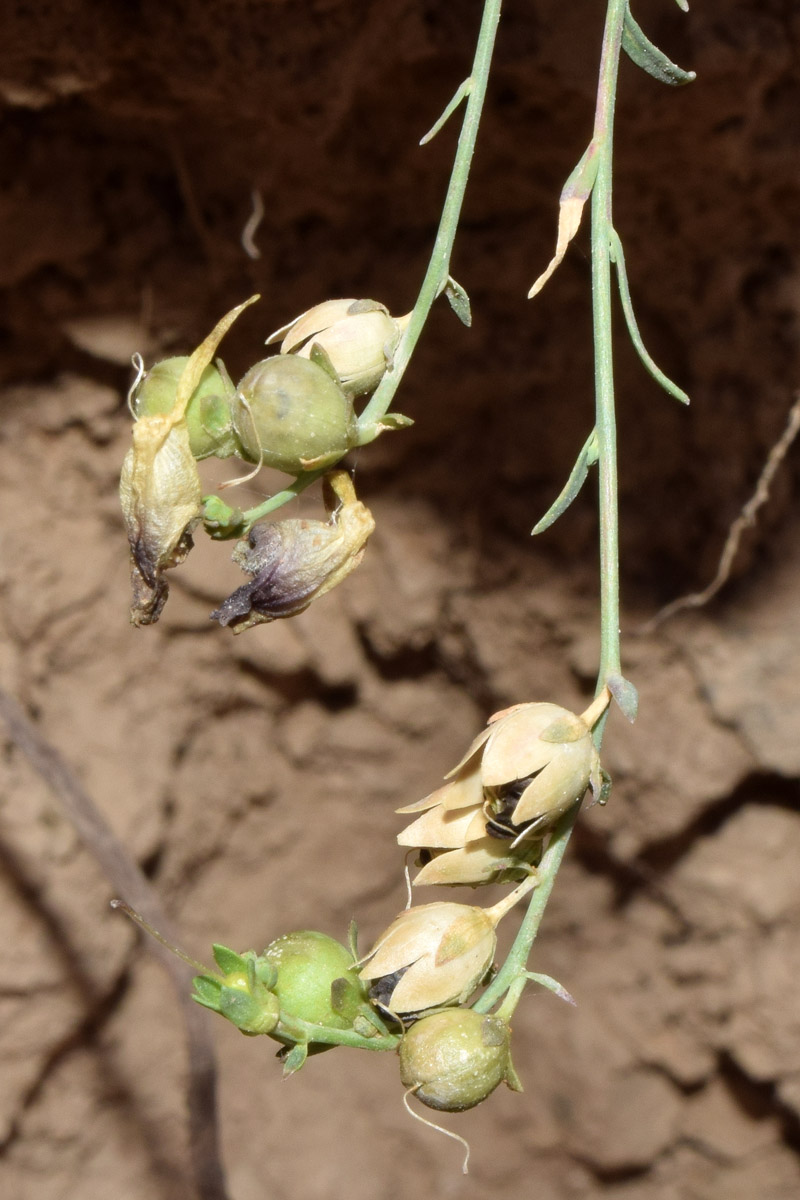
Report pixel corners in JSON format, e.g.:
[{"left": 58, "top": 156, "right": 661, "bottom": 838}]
[
  {"left": 442, "top": 274, "right": 472, "bottom": 326},
  {"left": 622, "top": 7, "right": 696, "bottom": 86},
  {"left": 419, "top": 78, "right": 472, "bottom": 145},
  {"left": 674, "top": 0, "right": 689, "bottom": 12},
  {"left": 532, "top": 429, "right": 599, "bottom": 535},
  {"left": 610, "top": 229, "right": 690, "bottom": 405}
]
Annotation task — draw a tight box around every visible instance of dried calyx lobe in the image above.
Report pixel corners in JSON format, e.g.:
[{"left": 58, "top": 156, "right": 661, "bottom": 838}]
[
  {"left": 210, "top": 470, "right": 375, "bottom": 633},
  {"left": 211, "top": 521, "right": 319, "bottom": 625}
]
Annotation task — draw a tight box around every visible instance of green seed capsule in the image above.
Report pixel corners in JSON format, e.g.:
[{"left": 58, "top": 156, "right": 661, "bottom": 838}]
[
  {"left": 231, "top": 356, "right": 356, "bottom": 475},
  {"left": 399, "top": 1008, "right": 516, "bottom": 1112},
  {"left": 133, "top": 355, "right": 239, "bottom": 460},
  {"left": 264, "top": 930, "right": 367, "bottom": 1029}
]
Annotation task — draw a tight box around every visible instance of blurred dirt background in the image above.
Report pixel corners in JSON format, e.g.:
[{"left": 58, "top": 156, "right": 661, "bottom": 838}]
[{"left": 2, "top": 1, "right": 800, "bottom": 1197}]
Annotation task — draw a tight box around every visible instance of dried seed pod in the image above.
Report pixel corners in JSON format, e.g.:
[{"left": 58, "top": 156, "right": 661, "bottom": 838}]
[
  {"left": 268, "top": 298, "right": 411, "bottom": 396},
  {"left": 359, "top": 878, "right": 536, "bottom": 1018},
  {"left": 211, "top": 470, "right": 375, "bottom": 633},
  {"left": 231, "top": 355, "right": 356, "bottom": 474},
  {"left": 399, "top": 1008, "right": 519, "bottom": 1111},
  {"left": 359, "top": 901, "right": 496, "bottom": 1016},
  {"left": 396, "top": 696, "right": 608, "bottom": 880}
]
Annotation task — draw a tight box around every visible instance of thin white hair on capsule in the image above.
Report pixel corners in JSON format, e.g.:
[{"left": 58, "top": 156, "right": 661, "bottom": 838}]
[
  {"left": 127, "top": 353, "right": 146, "bottom": 417},
  {"left": 402, "top": 1088, "right": 471, "bottom": 1175},
  {"left": 510, "top": 818, "right": 544, "bottom": 850},
  {"left": 219, "top": 393, "right": 265, "bottom": 489}
]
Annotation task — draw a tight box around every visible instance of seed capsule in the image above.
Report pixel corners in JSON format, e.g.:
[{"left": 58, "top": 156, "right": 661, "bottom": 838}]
[
  {"left": 358, "top": 902, "right": 496, "bottom": 1017},
  {"left": 119, "top": 296, "right": 257, "bottom": 624},
  {"left": 131, "top": 356, "right": 239, "bottom": 460},
  {"left": 399, "top": 1008, "right": 519, "bottom": 1111},
  {"left": 231, "top": 355, "right": 356, "bottom": 474},
  {"left": 264, "top": 930, "right": 368, "bottom": 1029}
]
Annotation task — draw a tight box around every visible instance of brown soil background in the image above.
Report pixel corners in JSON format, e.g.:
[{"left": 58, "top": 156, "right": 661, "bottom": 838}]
[{"left": 2, "top": 1, "right": 800, "bottom": 1197}]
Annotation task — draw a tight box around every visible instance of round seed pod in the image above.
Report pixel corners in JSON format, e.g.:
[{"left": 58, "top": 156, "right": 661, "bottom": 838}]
[
  {"left": 132, "top": 356, "right": 239, "bottom": 460},
  {"left": 232, "top": 356, "right": 356, "bottom": 474},
  {"left": 264, "top": 930, "right": 367, "bottom": 1029},
  {"left": 399, "top": 1008, "right": 514, "bottom": 1111}
]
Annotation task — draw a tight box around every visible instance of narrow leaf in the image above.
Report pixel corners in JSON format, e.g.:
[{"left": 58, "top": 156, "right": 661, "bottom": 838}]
[
  {"left": 443, "top": 275, "right": 472, "bottom": 326},
  {"left": 674, "top": 0, "right": 689, "bottom": 12},
  {"left": 622, "top": 9, "right": 696, "bottom": 86},
  {"left": 610, "top": 229, "right": 690, "bottom": 405},
  {"left": 607, "top": 673, "right": 639, "bottom": 723},
  {"left": 524, "top": 971, "right": 577, "bottom": 1007},
  {"left": 532, "top": 429, "right": 599, "bottom": 535},
  {"left": 528, "top": 143, "right": 599, "bottom": 298},
  {"left": 420, "top": 78, "right": 472, "bottom": 145}
]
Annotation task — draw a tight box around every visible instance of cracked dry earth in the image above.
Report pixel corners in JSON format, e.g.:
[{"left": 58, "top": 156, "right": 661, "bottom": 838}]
[{"left": 2, "top": 2, "right": 800, "bottom": 1198}]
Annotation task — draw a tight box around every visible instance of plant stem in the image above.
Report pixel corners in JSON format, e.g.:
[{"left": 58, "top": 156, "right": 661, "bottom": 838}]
[
  {"left": 238, "top": 467, "right": 327, "bottom": 531},
  {"left": 474, "top": 0, "right": 627, "bottom": 1018},
  {"left": 219, "top": 0, "right": 502, "bottom": 528},
  {"left": 356, "top": 0, "right": 503, "bottom": 441}
]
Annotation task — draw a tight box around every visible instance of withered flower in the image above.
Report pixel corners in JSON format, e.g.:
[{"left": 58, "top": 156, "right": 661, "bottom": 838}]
[
  {"left": 120, "top": 296, "right": 257, "bottom": 625},
  {"left": 358, "top": 878, "right": 536, "bottom": 1018},
  {"left": 397, "top": 693, "right": 609, "bottom": 885},
  {"left": 267, "top": 298, "right": 411, "bottom": 396},
  {"left": 211, "top": 470, "right": 374, "bottom": 633}
]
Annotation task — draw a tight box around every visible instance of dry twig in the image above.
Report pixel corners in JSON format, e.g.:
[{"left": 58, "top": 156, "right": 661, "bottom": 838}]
[
  {"left": 641, "top": 393, "right": 800, "bottom": 632},
  {"left": 0, "top": 687, "right": 232, "bottom": 1200}
]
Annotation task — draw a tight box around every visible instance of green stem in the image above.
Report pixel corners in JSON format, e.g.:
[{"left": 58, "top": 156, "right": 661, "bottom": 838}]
[
  {"left": 239, "top": 468, "right": 327, "bottom": 532},
  {"left": 474, "top": 0, "right": 627, "bottom": 1018},
  {"left": 212, "top": 0, "right": 502, "bottom": 527},
  {"left": 275, "top": 1016, "right": 400, "bottom": 1053},
  {"left": 355, "top": 0, "right": 502, "bottom": 442}
]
